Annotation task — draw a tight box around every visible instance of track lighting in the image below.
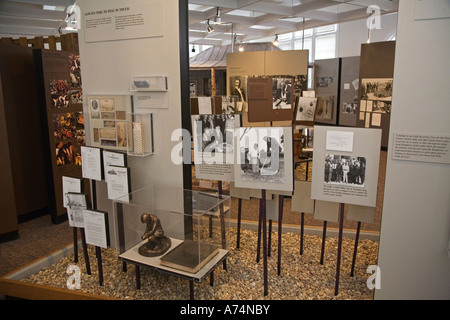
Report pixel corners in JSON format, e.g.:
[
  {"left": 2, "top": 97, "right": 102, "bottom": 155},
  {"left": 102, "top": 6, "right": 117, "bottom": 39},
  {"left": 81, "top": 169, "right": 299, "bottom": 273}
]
[
  {"left": 273, "top": 34, "right": 279, "bottom": 46},
  {"left": 214, "top": 7, "right": 222, "bottom": 24},
  {"left": 206, "top": 19, "right": 214, "bottom": 33}
]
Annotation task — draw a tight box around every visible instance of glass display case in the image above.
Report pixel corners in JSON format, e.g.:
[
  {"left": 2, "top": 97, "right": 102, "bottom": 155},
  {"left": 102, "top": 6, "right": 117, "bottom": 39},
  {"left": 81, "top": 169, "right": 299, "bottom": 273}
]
[{"left": 112, "top": 185, "right": 231, "bottom": 284}]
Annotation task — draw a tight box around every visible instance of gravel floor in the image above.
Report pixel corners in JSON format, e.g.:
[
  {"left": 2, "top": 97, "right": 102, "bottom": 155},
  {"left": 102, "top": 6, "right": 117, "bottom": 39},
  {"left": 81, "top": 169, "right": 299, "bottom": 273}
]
[{"left": 22, "top": 228, "right": 379, "bottom": 300}]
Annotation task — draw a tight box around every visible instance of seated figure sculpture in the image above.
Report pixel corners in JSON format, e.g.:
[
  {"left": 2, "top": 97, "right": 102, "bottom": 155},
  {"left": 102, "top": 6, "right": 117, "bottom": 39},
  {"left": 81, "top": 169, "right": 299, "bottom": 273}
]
[{"left": 138, "top": 213, "right": 171, "bottom": 257}]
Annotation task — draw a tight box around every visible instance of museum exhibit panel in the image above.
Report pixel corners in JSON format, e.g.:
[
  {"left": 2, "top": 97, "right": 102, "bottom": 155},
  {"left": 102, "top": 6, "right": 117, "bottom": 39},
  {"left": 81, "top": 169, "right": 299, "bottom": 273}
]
[
  {"left": 0, "top": 0, "right": 449, "bottom": 302},
  {"left": 34, "top": 49, "right": 90, "bottom": 223}
]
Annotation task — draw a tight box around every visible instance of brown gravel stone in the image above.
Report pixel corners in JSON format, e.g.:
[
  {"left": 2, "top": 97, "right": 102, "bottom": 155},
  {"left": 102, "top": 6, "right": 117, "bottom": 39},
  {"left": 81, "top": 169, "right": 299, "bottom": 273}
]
[{"left": 22, "top": 228, "right": 378, "bottom": 300}]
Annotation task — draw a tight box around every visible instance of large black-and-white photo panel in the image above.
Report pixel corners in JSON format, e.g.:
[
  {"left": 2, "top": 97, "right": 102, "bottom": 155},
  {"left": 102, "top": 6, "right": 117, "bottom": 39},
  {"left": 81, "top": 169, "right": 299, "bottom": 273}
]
[
  {"left": 192, "top": 114, "right": 241, "bottom": 181},
  {"left": 311, "top": 126, "right": 381, "bottom": 207},
  {"left": 234, "top": 127, "right": 293, "bottom": 192}
]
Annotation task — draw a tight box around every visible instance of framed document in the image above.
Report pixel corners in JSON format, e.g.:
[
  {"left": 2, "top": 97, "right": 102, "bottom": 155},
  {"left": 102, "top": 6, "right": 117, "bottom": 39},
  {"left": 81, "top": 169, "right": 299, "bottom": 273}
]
[
  {"left": 81, "top": 146, "right": 103, "bottom": 181},
  {"left": 83, "top": 209, "right": 110, "bottom": 248},
  {"left": 103, "top": 150, "right": 127, "bottom": 182},
  {"left": 105, "top": 165, "right": 131, "bottom": 202},
  {"left": 66, "top": 192, "right": 89, "bottom": 228},
  {"left": 62, "top": 176, "right": 83, "bottom": 208}
]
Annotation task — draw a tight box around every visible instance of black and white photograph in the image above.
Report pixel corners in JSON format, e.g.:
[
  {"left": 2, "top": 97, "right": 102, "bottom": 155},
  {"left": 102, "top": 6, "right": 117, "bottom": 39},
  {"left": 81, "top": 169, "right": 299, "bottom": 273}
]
[
  {"left": 316, "top": 76, "right": 335, "bottom": 88},
  {"left": 372, "top": 100, "right": 391, "bottom": 113},
  {"left": 221, "top": 96, "right": 239, "bottom": 114},
  {"left": 90, "top": 98, "right": 100, "bottom": 119},
  {"left": 360, "top": 78, "right": 393, "bottom": 102},
  {"left": 272, "top": 77, "right": 292, "bottom": 110},
  {"left": 324, "top": 154, "right": 366, "bottom": 187},
  {"left": 239, "top": 127, "right": 284, "bottom": 182},
  {"left": 193, "top": 114, "right": 237, "bottom": 155},
  {"left": 342, "top": 102, "right": 358, "bottom": 114},
  {"left": 192, "top": 114, "right": 241, "bottom": 181},
  {"left": 296, "top": 97, "right": 317, "bottom": 121},
  {"left": 65, "top": 192, "right": 89, "bottom": 228},
  {"left": 230, "top": 76, "right": 247, "bottom": 103},
  {"left": 234, "top": 127, "right": 293, "bottom": 192}
]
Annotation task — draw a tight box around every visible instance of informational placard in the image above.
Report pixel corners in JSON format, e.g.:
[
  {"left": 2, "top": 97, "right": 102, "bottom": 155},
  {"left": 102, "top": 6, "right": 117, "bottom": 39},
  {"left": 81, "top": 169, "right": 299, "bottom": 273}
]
[
  {"left": 62, "top": 176, "right": 83, "bottom": 208},
  {"left": 83, "top": 209, "right": 110, "bottom": 248},
  {"left": 192, "top": 114, "right": 241, "bottom": 181},
  {"left": 103, "top": 150, "right": 127, "bottom": 182},
  {"left": 105, "top": 165, "right": 130, "bottom": 202},
  {"left": 311, "top": 126, "right": 382, "bottom": 207},
  {"left": 234, "top": 127, "right": 293, "bottom": 192},
  {"left": 83, "top": 0, "right": 164, "bottom": 43},
  {"left": 392, "top": 133, "right": 450, "bottom": 164},
  {"left": 66, "top": 192, "right": 89, "bottom": 228},
  {"left": 81, "top": 146, "right": 103, "bottom": 181}
]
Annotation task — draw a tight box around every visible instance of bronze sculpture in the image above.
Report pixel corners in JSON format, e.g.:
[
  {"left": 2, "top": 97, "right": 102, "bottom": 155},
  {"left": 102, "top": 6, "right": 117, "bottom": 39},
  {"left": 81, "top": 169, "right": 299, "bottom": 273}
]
[{"left": 138, "top": 213, "right": 171, "bottom": 257}]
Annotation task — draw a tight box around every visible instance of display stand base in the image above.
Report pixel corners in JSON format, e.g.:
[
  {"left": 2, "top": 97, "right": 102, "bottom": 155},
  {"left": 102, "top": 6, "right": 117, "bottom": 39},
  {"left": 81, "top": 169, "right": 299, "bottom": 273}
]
[{"left": 119, "top": 238, "right": 229, "bottom": 300}]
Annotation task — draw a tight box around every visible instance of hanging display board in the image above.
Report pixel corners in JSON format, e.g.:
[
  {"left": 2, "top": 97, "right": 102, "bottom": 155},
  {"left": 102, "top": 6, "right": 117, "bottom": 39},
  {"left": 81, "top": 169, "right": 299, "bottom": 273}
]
[
  {"left": 34, "top": 49, "right": 89, "bottom": 223},
  {"left": 313, "top": 58, "right": 340, "bottom": 125},
  {"left": 311, "top": 126, "right": 382, "bottom": 207},
  {"left": 339, "top": 56, "right": 360, "bottom": 127},
  {"left": 357, "top": 41, "right": 396, "bottom": 148},
  {"left": 247, "top": 77, "right": 295, "bottom": 122},
  {"left": 227, "top": 50, "right": 308, "bottom": 125}
]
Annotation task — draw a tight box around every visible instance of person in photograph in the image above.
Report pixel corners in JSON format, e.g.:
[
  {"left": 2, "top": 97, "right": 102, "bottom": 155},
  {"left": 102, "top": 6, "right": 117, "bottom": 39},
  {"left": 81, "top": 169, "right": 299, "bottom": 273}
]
[
  {"left": 324, "top": 159, "right": 331, "bottom": 183},
  {"left": 232, "top": 78, "right": 246, "bottom": 103},
  {"left": 342, "top": 159, "right": 350, "bottom": 183},
  {"left": 260, "top": 136, "right": 280, "bottom": 174},
  {"left": 248, "top": 143, "right": 260, "bottom": 173},
  {"left": 336, "top": 160, "right": 343, "bottom": 183}
]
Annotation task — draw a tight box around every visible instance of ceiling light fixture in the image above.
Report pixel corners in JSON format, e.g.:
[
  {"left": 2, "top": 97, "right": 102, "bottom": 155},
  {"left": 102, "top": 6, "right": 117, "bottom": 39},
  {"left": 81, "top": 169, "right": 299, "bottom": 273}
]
[
  {"left": 273, "top": 34, "right": 279, "bottom": 46},
  {"left": 192, "top": 45, "right": 196, "bottom": 53},
  {"left": 214, "top": 7, "right": 222, "bottom": 24},
  {"left": 206, "top": 19, "right": 214, "bottom": 33}
]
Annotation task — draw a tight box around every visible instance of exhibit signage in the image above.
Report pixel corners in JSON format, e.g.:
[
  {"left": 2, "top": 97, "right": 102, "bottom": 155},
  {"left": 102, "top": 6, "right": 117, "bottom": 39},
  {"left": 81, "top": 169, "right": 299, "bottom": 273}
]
[
  {"left": 392, "top": 132, "right": 450, "bottom": 165},
  {"left": 83, "top": 0, "right": 164, "bottom": 43}
]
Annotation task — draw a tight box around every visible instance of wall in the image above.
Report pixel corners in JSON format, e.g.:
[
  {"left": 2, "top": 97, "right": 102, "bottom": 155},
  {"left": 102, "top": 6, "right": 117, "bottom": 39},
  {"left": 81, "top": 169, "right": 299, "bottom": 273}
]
[
  {"left": 337, "top": 13, "right": 398, "bottom": 58},
  {"left": 77, "top": 0, "right": 185, "bottom": 219},
  {"left": 375, "top": 0, "right": 450, "bottom": 299}
]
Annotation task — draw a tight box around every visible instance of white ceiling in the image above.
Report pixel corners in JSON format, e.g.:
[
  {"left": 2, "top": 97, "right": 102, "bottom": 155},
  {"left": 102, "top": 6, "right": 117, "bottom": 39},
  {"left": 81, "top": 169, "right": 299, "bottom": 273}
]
[
  {"left": 189, "top": 0, "right": 399, "bottom": 46},
  {"left": 0, "top": 0, "right": 399, "bottom": 45}
]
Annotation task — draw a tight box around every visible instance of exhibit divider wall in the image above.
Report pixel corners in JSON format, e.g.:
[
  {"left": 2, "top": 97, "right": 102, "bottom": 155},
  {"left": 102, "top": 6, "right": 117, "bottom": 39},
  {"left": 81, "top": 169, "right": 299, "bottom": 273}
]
[
  {"left": 376, "top": 0, "right": 450, "bottom": 300},
  {"left": 77, "top": 0, "right": 188, "bottom": 247},
  {"left": 0, "top": 43, "right": 50, "bottom": 240}
]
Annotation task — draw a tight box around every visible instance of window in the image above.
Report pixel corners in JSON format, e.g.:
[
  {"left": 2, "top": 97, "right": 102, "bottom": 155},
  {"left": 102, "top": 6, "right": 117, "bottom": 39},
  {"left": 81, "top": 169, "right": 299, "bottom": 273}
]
[
  {"left": 315, "top": 35, "right": 336, "bottom": 60},
  {"left": 274, "top": 24, "right": 337, "bottom": 63}
]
